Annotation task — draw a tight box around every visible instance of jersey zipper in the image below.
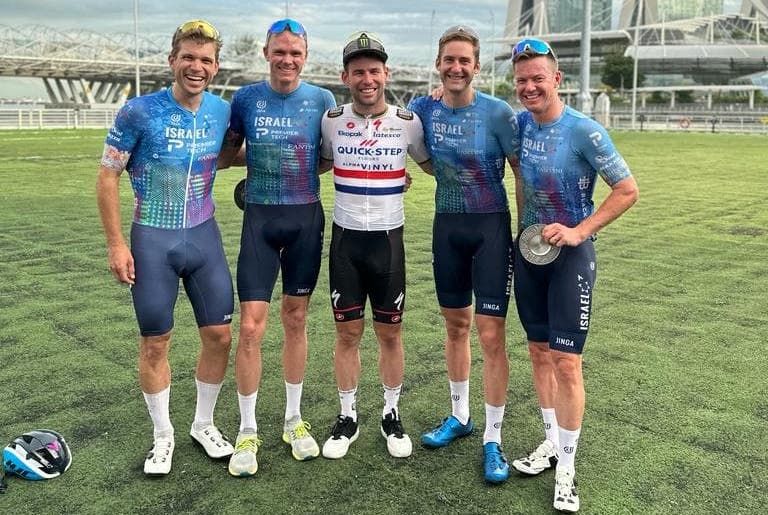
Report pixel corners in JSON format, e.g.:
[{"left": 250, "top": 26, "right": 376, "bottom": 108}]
[
  {"left": 182, "top": 112, "right": 197, "bottom": 229},
  {"left": 365, "top": 114, "right": 372, "bottom": 230}
]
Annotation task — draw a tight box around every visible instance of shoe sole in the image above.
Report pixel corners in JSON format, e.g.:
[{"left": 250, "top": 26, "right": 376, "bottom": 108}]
[
  {"left": 380, "top": 427, "right": 413, "bottom": 458},
  {"left": 228, "top": 465, "right": 258, "bottom": 477},
  {"left": 420, "top": 427, "right": 473, "bottom": 449},
  {"left": 512, "top": 456, "right": 557, "bottom": 476},
  {"left": 281, "top": 432, "right": 320, "bottom": 461},
  {"left": 485, "top": 473, "right": 510, "bottom": 484},
  {"left": 190, "top": 434, "right": 234, "bottom": 460},
  {"left": 322, "top": 428, "right": 360, "bottom": 459},
  {"left": 144, "top": 471, "right": 171, "bottom": 477},
  {"left": 553, "top": 501, "right": 580, "bottom": 513},
  {"left": 143, "top": 467, "right": 171, "bottom": 477}
]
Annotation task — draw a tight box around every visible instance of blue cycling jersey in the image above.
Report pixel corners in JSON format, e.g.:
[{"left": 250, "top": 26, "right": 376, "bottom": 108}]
[
  {"left": 408, "top": 92, "right": 519, "bottom": 214},
  {"left": 516, "top": 105, "right": 632, "bottom": 230},
  {"left": 228, "top": 81, "right": 336, "bottom": 205},
  {"left": 104, "top": 88, "right": 230, "bottom": 230}
]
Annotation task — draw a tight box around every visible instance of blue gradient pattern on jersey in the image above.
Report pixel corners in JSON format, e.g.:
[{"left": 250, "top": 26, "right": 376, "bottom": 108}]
[
  {"left": 516, "top": 106, "right": 632, "bottom": 229},
  {"left": 105, "top": 89, "right": 230, "bottom": 229},
  {"left": 228, "top": 81, "right": 336, "bottom": 205},
  {"left": 408, "top": 92, "right": 519, "bottom": 213}
]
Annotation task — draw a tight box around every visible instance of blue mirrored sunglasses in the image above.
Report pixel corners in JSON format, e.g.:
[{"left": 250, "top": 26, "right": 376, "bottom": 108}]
[
  {"left": 512, "top": 38, "right": 556, "bottom": 61},
  {"left": 267, "top": 18, "right": 307, "bottom": 38}
]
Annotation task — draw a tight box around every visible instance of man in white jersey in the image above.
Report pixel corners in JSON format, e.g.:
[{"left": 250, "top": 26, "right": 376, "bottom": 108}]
[{"left": 318, "top": 32, "right": 431, "bottom": 459}]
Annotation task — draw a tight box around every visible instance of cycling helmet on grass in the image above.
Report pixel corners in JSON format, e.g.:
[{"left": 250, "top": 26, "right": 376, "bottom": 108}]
[{"left": 2, "top": 429, "right": 72, "bottom": 481}]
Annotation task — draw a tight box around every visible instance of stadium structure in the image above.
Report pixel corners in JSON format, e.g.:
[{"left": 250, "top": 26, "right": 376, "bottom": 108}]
[
  {"left": 0, "top": 0, "right": 766, "bottom": 126},
  {"left": 500, "top": 0, "right": 768, "bottom": 92},
  {"left": 0, "top": 25, "right": 432, "bottom": 108}
]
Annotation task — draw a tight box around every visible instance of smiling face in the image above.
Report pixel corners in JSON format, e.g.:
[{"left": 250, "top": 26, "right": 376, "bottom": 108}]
[
  {"left": 342, "top": 56, "right": 388, "bottom": 114},
  {"left": 168, "top": 39, "right": 219, "bottom": 108},
  {"left": 514, "top": 55, "right": 563, "bottom": 123},
  {"left": 264, "top": 31, "right": 307, "bottom": 93},
  {"left": 436, "top": 39, "right": 480, "bottom": 105}
]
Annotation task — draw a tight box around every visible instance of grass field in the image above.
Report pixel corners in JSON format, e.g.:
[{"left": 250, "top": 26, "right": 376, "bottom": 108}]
[{"left": 0, "top": 129, "right": 766, "bottom": 514}]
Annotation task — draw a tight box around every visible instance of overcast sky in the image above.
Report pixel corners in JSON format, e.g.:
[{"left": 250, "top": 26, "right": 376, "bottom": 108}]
[
  {"left": 0, "top": 0, "right": 751, "bottom": 99},
  {"left": 0, "top": 0, "right": 510, "bottom": 99}
]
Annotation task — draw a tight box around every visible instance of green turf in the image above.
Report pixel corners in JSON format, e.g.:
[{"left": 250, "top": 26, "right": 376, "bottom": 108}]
[{"left": 0, "top": 130, "right": 766, "bottom": 514}]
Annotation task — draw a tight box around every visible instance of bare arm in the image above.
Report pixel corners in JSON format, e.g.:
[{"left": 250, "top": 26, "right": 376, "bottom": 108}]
[
  {"left": 416, "top": 159, "right": 433, "bottom": 176},
  {"left": 318, "top": 157, "right": 333, "bottom": 174},
  {"left": 96, "top": 164, "right": 135, "bottom": 284},
  {"left": 510, "top": 160, "right": 523, "bottom": 233},
  {"left": 543, "top": 175, "right": 639, "bottom": 247},
  {"left": 217, "top": 131, "right": 245, "bottom": 170}
]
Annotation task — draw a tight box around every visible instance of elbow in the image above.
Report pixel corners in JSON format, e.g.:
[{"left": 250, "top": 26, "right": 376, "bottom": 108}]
[{"left": 627, "top": 185, "right": 639, "bottom": 207}]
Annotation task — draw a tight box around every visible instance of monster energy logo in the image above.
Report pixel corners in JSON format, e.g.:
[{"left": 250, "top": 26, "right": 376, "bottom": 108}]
[{"left": 358, "top": 35, "right": 369, "bottom": 47}]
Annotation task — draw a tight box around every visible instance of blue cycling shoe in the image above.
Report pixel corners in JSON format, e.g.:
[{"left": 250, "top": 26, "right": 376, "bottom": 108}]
[
  {"left": 483, "top": 442, "right": 510, "bottom": 484},
  {"left": 421, "top": 416, "right": 474, "bottom": 448}
]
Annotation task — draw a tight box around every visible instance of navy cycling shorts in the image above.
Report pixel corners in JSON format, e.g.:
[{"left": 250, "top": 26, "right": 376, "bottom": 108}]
[
  {"left": 513, "top": 237, "right": 597, "bottom": 354},
  {"left": 432, "top": 212, "right": 513, "bottom": 317},
  {"left": 130, "top": 218, "right": 234, "bottom": 336},
  {"left": 237, "top": 201, "right": 325, "bottom": 302},
  {"left": 329, "top": 224, "right": 405, "bottom": 324}
]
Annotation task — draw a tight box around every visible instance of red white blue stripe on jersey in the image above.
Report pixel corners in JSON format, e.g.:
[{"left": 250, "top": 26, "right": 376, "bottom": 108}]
[{"left": 333, "top": 166, "right": 406, "bottom": 195}]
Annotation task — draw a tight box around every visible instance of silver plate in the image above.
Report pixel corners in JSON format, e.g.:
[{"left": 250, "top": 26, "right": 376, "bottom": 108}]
[
  {"left": 234, "top": 179, "right": 246, "bottom": 210},
  {"left": 519, "top": 224, "right": 561, "bottom": 265}
]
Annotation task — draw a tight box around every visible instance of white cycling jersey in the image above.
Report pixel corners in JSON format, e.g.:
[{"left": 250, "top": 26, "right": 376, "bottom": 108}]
[{"left": 321, "top": 104, "right": 429, "bottom": 231}]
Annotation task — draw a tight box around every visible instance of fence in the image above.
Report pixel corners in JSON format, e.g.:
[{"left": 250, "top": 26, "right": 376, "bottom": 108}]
[
  {"left": 2, "top": 107, "right": 768, "bottom": 135},
  {"left": 0, "top": 108, "right": 119, "bottom": 130},
  {"left": 610, "top": 112, "right": 768, "bottom": 134}
]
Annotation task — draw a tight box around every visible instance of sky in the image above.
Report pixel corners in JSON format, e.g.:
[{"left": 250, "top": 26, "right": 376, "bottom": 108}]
[{"left": 0, "top": 0, "right": 511, "bottom": 99}]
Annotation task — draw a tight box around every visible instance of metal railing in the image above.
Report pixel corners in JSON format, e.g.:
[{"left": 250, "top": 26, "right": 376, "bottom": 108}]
[
  {"left": 3, "top": 107, "right": 768, "bottom": 134},
  {"left": 609, "top": 110, "right": 768, "bottom": 133},
  {"left": 0, "top": 108, "right": 119, "bottom": 129}
]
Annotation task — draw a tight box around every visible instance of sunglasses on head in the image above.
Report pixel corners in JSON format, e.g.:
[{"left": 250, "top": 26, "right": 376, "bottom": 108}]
[
  {"left": 512, "top": 38, "right": 557, "bottom": 62},
  {"left": 175, "top": 19, "right": 221, "bottom": 42},
  {"left": 267, "top": 18, "right": 307, "bottom": 39},
  {"left": 439, "top": 25, "right": 480, "bottom": 44}
]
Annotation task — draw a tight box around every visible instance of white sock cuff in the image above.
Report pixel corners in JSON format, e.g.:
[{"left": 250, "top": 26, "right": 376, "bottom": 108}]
[
  {"left": 143, "top": 385, "right": 170, "bottom": 400},
  {"left": 560, "top": 427, "right": 581, "bottom": 439},
  {"left": 285, "top": 381, "right": 303, "bottom": 390},
  {"left": 449, "top": 379, "right": 469, "bottom": 390},
  {"left": 383, "top": 383, "right": 403, "bottom": 392},
  {"left": 485, "top": 403, "right": 505, "bottom": 416},
  {"left": 195, "top": 378, "right": 223, "bottom": 392},
  {"left": 238, "top": 391, "right": 258, "bottom": 401}
]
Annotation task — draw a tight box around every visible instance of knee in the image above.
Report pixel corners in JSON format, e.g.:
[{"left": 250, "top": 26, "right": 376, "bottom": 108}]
[
  {"left": 477, "top": 325, "right": 505, "bottom": 350},
  {"left": 336, "top": 324, "right": 363, "bottom": 349},
  {"left": 528, "top": 344, "right": 552, "bottom": 367},
  {"left": 376, "top": 327, "right": 402, "bottom": 351},
  {"left": 445, "top": 318, "right": 471, "bottom": 342},
  {"left": 139, "top": 335, "right": 171, "bottom": 365},
  {"left": 239, "top": 316, "right": 267, "bottom": 344},
  {"left": 552, "top": 354, "right": 582, "bottom": 385},
  {"left": 281, "top": 302, "right": 307, "bottom": 334},
  {"left": 205, "top": 328, "right": 232, "bottom": 353}
]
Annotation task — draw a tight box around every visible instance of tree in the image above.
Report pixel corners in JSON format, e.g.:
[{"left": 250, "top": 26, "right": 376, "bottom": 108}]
[
  {"left": 601, "top": 51, "right": 643, "bottom": 91},
  {"left": 677, "top": 90, "right": 694, "bottom": 103},
  {"left": 477, "top": 81, "right": 515, "bottom": 101}
]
